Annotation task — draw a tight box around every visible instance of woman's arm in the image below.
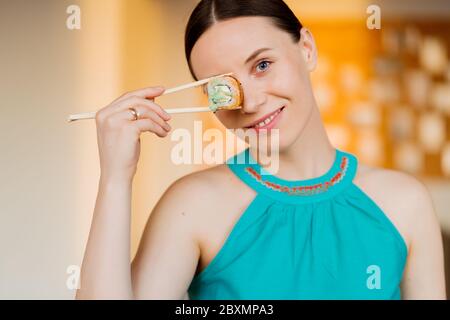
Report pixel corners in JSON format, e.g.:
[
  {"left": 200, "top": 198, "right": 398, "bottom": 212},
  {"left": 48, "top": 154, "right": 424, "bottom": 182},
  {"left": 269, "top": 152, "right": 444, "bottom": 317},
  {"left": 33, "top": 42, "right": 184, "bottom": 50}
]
[
  {"left": 75, "top": 86, "right": 172, "bottom": 299},
  {"left": 131, "top": 175, "right": 205, "bottom": 299},
  {"left": 76, "top": 172, "right": 203, "bottom": 300},
  {"left": 76, "top": 175, "right": 134, "bottom": 299},
  {"left": 400, "top": 179, "right": 446, "bottom": 299}
]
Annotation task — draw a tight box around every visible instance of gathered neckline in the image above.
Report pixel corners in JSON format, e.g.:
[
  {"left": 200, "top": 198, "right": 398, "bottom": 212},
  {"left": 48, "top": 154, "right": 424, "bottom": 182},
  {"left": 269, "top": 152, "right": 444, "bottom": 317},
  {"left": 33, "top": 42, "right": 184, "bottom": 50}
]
[{"left": 226, "top": 148, "right": 358, "bottom": 204}]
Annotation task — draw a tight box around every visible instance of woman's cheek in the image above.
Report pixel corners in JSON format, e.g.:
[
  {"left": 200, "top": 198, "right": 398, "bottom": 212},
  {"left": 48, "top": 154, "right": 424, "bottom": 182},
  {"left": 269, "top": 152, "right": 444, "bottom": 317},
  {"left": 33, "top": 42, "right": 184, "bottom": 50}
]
[{"left": 215, "top": 112, "right": 238, "bottom": 129}]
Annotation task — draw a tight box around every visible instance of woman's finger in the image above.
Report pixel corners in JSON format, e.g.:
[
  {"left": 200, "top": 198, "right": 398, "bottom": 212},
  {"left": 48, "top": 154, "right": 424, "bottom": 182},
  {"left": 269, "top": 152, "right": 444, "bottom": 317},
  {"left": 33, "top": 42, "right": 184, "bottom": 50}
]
[
  {"left": 112, "top": 96, "right": 171, "bottom": 121},
  {"left": 132, "top": 118, "right": 169, "bottom": 138},
  {"left": 112, "top": 86, "right": 166, "bottom": 105},
  {"left": 109, "top": 104, "right": 171, "bottom": 131},
  {"left": 96, "top": 93, "right": 171, "bottom": 124}
]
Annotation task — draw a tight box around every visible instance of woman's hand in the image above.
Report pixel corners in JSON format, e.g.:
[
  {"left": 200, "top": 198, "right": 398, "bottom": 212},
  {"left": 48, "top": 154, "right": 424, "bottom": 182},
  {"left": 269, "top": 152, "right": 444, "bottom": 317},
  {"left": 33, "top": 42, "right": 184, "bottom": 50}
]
[{"left": 95, "top": 86, "right": 171, "bottom": 180}]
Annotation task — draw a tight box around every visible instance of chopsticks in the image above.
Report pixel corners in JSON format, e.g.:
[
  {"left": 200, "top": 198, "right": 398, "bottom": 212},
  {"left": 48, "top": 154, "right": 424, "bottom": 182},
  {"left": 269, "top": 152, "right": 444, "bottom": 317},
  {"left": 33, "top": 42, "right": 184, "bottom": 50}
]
[{"left": 67, "top": 72, "right": 233, "bottom": 122}]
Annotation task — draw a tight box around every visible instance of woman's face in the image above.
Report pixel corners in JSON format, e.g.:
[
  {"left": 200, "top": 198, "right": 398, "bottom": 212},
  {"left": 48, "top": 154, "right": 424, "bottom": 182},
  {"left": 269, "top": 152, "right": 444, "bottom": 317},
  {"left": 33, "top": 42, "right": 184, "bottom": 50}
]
[{"left": 190, "top": 16, "right": 318, "bottom": 152}]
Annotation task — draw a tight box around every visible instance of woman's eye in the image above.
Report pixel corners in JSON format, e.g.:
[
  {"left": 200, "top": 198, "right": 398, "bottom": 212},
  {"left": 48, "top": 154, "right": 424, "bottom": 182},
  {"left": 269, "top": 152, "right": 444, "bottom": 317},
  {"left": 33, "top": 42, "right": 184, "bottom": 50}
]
[{"left": 255, "top": 60, "right": 271, "bottom": 73}]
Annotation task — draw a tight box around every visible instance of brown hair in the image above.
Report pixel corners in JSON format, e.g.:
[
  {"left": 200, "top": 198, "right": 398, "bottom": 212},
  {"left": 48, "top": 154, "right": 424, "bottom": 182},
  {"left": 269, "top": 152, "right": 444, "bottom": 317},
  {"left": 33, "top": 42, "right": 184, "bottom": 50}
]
[{"left": 184, "top": 0, "right": 303, "bottom": 80}]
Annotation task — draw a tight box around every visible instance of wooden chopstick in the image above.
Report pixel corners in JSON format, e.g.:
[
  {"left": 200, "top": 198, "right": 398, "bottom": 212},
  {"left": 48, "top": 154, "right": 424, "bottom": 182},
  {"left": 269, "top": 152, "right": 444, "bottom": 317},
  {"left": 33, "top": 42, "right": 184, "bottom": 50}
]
[
  {"left": 67, "top": 72, "right": 233, "bottom": 122},
  {"left": 162, "top": 72, "right": 233, "bottom": 94},
  {"left": 66, "top": 106, "right": 212, "bottom": 121}
]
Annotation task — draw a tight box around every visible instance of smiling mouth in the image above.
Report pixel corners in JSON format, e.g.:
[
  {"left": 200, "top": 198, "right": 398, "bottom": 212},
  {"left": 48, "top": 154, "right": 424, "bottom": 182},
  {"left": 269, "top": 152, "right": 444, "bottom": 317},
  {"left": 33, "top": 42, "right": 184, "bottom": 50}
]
[{"left": 244, "top": 106, "right": 285, "bottom": 129}]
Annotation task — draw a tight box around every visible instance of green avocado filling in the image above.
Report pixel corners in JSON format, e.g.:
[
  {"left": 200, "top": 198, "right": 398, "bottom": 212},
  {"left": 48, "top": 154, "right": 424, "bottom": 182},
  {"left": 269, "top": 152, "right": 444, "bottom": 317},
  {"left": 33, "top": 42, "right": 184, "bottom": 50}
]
[{"left": 207, "top": 81, "right": 233, "bottom": 112}]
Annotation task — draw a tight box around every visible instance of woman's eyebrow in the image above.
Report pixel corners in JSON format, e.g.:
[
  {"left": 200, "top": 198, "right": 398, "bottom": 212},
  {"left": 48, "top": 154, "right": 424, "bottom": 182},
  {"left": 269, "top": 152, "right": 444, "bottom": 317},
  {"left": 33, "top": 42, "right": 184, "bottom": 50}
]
[{"left": 244, "top": 47, "right": 274, "bottom": 65}]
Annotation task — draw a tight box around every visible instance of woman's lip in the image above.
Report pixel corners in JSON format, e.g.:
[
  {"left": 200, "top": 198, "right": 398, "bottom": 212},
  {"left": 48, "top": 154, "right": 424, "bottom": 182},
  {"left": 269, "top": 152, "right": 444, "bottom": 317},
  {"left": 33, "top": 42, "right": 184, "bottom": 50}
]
[
  {"left": 244, "top": 106, "right": 285, "bottom": 129},
  {"left": 252, "top": 106, "right": 284, "bottom": 132}
]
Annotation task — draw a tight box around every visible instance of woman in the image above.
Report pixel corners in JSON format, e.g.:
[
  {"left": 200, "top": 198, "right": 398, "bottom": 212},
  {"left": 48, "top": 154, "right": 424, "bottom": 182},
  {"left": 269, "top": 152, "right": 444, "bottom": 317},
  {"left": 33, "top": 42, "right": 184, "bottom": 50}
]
[{"left": 76, "top": 0, "right": 446, "bottom": 299}]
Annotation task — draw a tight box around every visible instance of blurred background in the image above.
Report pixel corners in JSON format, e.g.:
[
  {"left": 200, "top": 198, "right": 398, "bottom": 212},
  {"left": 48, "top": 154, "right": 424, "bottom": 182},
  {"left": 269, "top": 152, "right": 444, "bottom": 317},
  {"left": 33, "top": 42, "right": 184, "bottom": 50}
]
[{"left": 0, "top": 0, "right": 449, "bottom": 299}]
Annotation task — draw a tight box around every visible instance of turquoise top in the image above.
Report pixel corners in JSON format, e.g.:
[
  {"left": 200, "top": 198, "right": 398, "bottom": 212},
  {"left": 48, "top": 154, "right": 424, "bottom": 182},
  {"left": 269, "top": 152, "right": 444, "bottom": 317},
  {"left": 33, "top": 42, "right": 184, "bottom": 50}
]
[{"left": 188, "top": 148, "right": 407, "bottom": 300}]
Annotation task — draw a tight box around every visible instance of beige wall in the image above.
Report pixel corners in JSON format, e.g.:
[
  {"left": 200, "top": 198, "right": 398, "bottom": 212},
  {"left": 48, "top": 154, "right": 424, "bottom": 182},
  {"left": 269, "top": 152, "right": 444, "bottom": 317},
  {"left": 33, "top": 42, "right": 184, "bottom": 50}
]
[
  {"left": 0, "top": 0, "right": 206, "bottom": 299},
  {"left": 0, "top": 0, "right": 124, "bottom": 299}
]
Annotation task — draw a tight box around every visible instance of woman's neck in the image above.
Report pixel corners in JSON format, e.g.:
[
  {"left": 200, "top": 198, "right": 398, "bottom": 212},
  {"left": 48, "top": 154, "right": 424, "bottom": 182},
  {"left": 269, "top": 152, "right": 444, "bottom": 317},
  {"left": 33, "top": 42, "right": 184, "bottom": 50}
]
[{"left": 252, "top": 105, "right": 335, "bottom": 181}]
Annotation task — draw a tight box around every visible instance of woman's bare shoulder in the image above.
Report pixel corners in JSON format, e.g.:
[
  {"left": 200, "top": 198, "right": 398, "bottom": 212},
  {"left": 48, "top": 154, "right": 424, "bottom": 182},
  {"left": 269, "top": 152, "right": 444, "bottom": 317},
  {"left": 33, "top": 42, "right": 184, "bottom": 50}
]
[
  {"left": 162, "top": 163, "right": 252, "bottom": 214},
  {"left": 355, "top": 163, "right": 431, "bottom": 201},
  {"left": 354, "top": 163, "right": 436, "bottom": 249},
  {"left": 169, "top": 164, "right": 239, "bottom": 197},
  {"left": 159, "top": 163, "right": 255, "bottom": 240}
]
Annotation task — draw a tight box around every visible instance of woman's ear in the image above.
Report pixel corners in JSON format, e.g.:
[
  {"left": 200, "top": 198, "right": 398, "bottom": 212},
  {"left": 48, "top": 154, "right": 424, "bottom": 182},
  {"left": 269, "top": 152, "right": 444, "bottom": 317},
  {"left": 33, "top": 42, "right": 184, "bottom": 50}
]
[{"left": 299, "top": 27, "right": 318, "bottom": 72}]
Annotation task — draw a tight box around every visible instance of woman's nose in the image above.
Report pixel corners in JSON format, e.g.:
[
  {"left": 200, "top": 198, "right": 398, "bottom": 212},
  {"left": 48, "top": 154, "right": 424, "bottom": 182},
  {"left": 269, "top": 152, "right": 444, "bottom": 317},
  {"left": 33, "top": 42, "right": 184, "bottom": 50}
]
[{"left": 239, "top": 80, "right": 266, "bottom": 114}]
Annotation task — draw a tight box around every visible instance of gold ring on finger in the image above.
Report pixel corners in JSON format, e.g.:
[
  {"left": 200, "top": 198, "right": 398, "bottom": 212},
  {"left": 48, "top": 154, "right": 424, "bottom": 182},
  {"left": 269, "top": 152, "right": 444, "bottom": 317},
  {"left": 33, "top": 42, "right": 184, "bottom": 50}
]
[{"left": 128, "top": 107, "right": 139, "bottom": 121}]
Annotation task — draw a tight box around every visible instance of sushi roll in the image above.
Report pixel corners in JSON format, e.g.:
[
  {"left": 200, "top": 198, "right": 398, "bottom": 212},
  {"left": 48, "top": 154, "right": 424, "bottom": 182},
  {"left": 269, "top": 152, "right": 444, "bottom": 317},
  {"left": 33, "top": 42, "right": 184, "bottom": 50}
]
[{"left": 206, "top": 75, "right": 243, "bottom": 112}]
